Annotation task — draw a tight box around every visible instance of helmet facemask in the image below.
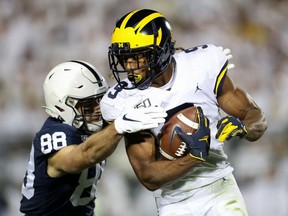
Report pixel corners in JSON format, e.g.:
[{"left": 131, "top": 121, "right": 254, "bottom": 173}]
[
  {"left": 68, "top": 94, "right": 104, "bottom": 134},
  {"left": 109, "top": 44, "right": 156, "bottom": 90}
]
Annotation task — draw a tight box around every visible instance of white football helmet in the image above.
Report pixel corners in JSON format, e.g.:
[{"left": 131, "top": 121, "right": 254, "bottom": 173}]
[{"left": 43, "top": 60, "right": 109, "bottom": 133}]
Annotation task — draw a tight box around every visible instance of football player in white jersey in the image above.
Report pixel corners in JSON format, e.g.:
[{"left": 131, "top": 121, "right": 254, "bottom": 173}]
[
  {"left": 19, "top": 60, "right": 166, "bottom": 216},
  {"left": 100, "top": 9, "right": 268, "bottom": 216}
]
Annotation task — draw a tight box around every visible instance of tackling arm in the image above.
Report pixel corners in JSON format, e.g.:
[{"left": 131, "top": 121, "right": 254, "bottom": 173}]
[
  {"left": 217, "top": 75, "right": 267, "bottom": 141},
  {"left": 48, "top": 124, "right": 122, "bottom": 177},
  {"left": 125, "top": 131, "right": 202, "bottom": 191},
  {"left": 48, "top": 106, "right": 167, "bottom": 177}
]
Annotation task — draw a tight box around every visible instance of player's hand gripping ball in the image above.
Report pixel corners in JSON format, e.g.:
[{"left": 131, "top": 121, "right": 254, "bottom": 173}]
[{"left": 159, "top": 106, "right": 199, "bottom": 160}]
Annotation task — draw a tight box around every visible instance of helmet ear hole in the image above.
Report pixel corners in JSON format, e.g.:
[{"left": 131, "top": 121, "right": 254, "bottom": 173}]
[{"left": 55, "top": 105, "right": 64, "bottom": 112}]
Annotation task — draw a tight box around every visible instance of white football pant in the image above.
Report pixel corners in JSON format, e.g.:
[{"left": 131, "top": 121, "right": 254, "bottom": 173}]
[{"left": 156, "top": 174, "right": 248, "bottom": 216}]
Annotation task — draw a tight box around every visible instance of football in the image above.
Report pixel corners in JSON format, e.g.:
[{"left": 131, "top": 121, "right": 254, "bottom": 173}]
[{"left": 159, "top": 106, "right": 199, "bottom": 160}]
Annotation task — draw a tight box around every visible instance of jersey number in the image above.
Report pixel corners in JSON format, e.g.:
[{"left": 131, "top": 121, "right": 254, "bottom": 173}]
[
  {"left": 41, "top": 132, "right": 67, "bottom": 154},
  {"left": 70, "top": 163, "right": 104, "bottom": 206},
  {"left": 107, "top": 81, "right": 127, "bottom": 99}
]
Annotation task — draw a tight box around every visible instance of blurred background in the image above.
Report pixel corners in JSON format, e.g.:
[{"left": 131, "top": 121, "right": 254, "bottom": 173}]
[{"left": 0, "top": 0, "right": 287, "bottom": 215}]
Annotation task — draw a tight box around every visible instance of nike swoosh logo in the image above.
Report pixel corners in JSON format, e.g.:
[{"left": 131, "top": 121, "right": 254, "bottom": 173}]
[
  {"left": 122, "top": 114, "right": 139, "bottom": 122},
  {"left": 170, "top": 125, "right": 180, "bottom": 147}
]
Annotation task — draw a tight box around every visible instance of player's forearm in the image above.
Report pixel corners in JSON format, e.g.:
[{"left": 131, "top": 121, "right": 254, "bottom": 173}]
[
  {"left": 82, "top": 124, "right": 122, "bottom": 164},
  {"left": 53, "top": 126, "right": 122, "bottom": 175},
  {"left": 139, "top": 155, "right": 202, "bottom": 191},
  {"left": 243, "top": 107, "right": 268, "bottom": 141}
]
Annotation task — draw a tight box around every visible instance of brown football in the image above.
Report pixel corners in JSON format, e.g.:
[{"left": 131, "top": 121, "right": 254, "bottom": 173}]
[{"left": 159, "top": 106, "right": 199, "bottom": 160}]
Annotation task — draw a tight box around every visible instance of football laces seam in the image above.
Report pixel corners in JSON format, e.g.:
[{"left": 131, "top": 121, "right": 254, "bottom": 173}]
[{"left": 175, "top": 142, "right": 187, "bottom": 156}]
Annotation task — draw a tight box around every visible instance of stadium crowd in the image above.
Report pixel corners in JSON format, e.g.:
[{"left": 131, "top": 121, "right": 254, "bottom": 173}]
[{"left": 0, "top": 0, "right": 287, "bottom": 215}]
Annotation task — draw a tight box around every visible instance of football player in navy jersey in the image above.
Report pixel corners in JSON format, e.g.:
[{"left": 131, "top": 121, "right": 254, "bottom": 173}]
[
  {"left": 19, "top": 60, "right": 167, "bottom": 216},
  {"left": 100, "top": 9, "right": 268, "bottom": 216}
]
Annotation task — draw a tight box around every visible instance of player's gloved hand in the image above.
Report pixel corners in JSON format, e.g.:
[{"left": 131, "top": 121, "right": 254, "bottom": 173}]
[
  {"left": 218, "top": 46, "right": 235, "bottom": 70},
  {"left": 114, "top": 106, "right": 167, "bottom": 134},
  {"left": 215, "top": 116, "right": 248, "bottom": 142},
  {"left": 175, "top": 107, "right": 210, "bottom": 161}
]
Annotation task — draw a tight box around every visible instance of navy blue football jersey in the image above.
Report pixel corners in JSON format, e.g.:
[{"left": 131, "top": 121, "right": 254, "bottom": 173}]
[{"left": 20, "top": 117, "right": 105, "bottom": 216}]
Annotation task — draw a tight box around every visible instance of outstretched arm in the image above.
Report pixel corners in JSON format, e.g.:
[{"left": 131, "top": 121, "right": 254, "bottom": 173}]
[
  {"left": 48, "top": 106, "right": 167, "bottom": 177},
  {"left": 48, "top": 124, "right": 122, "bottom": 177},
  {"left": 217, "top": 75, "right": 267, "bottom": 141}
]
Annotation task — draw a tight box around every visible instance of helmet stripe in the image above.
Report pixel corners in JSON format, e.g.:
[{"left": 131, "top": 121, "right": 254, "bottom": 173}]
[
  {"left": 120, "top": 9, "right": 139, "bottom": 29},
  {"left": 134, "top": 12, "right": 164, "bottom": 32},
  {"left": 116, "top": 10, "right": 164, "bottom": 47},
  {"left": 120, "top": 9, "right": 164, "bottom": 32},
  {"left": 70, "top": 60, "right": 103, "bottom": 87}
]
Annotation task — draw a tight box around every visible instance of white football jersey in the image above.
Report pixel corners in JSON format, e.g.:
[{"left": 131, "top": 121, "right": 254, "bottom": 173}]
[{"left": 100, "top": 44, "right": 234, "bottom": 204}]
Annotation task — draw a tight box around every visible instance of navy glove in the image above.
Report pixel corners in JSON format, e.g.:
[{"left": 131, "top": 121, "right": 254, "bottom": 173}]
[
  {"left": 175, "top": 107, "right": 210, "bottom": 161},
  {"left": 215, "top": 116, "right": 247, "bottom": 142}
]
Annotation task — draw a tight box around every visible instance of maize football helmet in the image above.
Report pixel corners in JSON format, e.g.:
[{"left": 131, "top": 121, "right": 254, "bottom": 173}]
[
  {"left": 43, "top": 60, "right": 108, "bottom": 133},
  {"left": 108, "top": 9, "right": 175, "bottom": 90}
]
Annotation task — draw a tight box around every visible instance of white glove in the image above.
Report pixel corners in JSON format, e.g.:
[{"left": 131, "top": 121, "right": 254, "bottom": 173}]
[
  {"left": 114, "top": 106, "right": 167, "bottom": 134},
  {"left": 218, "top": 46, "right": 235, "bottom": 70}
]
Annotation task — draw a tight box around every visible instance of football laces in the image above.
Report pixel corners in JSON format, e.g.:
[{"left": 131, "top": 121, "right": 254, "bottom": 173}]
[{"left": 175, "top": 142, "right": 187, "bottom": 156}]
